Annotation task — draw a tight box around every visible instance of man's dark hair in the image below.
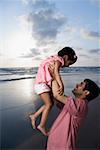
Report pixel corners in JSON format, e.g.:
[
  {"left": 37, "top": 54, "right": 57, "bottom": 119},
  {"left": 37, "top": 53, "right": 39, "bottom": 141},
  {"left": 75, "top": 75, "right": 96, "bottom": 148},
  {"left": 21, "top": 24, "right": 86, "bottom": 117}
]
[
  {"left": 58, "top": 47, "right": 77, "bottom": 63},
  {"left": 84, "top": 79, "right": 100, "bottom": 102}
]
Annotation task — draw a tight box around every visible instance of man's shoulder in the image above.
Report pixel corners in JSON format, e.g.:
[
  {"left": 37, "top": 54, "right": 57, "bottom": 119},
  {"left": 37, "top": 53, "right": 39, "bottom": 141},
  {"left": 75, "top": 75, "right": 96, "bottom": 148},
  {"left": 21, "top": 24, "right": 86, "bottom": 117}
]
[
  {"left": 64, "top": 97, "right": 88, "bottom": 117},
  {"left": 65, "top": 96, "right": 88, "bottom": 108}
]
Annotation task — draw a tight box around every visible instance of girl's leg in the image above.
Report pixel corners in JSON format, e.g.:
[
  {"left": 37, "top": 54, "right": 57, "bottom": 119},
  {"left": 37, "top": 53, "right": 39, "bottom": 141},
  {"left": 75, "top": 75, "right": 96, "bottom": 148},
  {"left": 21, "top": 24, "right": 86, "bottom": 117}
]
[
  {"left": 29, "top": 105, "right": 45, "bottom": 129},
  {"left": 37, "top": 92, "right": 53, "bottom": 135}
]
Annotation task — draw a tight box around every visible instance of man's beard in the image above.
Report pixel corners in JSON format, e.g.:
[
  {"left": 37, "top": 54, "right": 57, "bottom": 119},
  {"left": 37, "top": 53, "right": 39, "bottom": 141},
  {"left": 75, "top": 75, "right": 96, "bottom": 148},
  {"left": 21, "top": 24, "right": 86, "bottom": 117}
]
[
  {"left": 72, "top": 89, "right": 81, "bottom": 97},
  {"left": 72, "top": 89, "right": 75, "bottom": 95}
]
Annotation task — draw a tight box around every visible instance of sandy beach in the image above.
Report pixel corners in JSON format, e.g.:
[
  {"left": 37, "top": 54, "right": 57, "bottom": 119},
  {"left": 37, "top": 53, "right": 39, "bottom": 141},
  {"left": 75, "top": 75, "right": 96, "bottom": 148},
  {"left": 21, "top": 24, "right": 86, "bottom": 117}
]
[{"left": 1, "top": 72, "right": 100, "bottom": 150}]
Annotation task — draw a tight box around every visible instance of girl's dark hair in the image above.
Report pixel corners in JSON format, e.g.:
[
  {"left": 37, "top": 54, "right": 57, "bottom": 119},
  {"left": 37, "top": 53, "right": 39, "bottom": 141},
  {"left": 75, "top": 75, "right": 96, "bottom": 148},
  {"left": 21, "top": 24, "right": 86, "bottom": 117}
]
[
  {"left": 58, "top": 47, "right": 77, "bottom": 63},
  {"left": 84, "top": 79, "right": 100, "bottom": 102}
]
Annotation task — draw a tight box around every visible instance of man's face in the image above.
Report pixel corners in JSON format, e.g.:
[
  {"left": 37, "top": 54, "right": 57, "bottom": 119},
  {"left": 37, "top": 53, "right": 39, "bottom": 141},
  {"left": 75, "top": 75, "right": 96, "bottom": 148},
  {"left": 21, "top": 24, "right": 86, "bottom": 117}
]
[{"left": 72, "top": 81, "right": 87, "bottom": 97}]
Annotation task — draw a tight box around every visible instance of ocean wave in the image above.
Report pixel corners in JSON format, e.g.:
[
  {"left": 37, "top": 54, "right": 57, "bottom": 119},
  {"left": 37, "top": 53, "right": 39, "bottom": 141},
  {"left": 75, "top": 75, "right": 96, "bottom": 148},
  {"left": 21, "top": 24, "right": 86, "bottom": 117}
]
[
  {"left": 0, "top": 67, "right": 38, "bottom": 76},
  {"left": 0, "top": 67, "right": 100, "bottom": 82},
  {"left": 0, "top": 76, "right": 35, "bottom": 82},
  {"left": 61, "top": 67, "right": 100, "bottom": 73}
]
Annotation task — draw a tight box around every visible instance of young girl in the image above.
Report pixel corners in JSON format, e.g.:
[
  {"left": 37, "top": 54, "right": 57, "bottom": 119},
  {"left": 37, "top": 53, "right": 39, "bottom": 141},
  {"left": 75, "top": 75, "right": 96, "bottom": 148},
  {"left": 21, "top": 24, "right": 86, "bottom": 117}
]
[{"left": 29, "top": 47, "right": 77, "bottom": 135}]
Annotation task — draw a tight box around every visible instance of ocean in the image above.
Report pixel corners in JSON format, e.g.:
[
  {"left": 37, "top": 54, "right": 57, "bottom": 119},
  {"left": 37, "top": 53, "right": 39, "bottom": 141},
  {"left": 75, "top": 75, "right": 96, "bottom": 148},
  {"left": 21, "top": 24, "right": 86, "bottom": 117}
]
[
  {"left": 0, "top": 67, "right": 100, "bottom": 149},
  {"left": 0, "top": 66, "right": 100, "bottom": 83}
]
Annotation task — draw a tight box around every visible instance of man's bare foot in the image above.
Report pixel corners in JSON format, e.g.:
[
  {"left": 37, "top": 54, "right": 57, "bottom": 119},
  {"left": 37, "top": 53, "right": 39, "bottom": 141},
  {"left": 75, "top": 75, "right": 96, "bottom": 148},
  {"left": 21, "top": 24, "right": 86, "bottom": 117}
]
[
  {"left": 29, "top": 115, "right": 36, "bottom": 129},
  {"left": 37, "top": 125, "right": 47, "bottom": 136}
]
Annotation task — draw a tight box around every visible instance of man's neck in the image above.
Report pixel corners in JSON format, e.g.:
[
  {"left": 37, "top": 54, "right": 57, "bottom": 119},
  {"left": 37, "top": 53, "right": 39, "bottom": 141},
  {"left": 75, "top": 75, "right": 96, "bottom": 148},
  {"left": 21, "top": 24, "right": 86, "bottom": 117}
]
[{"left": 75, "top": 96, "right": 86, "bottom": 101}]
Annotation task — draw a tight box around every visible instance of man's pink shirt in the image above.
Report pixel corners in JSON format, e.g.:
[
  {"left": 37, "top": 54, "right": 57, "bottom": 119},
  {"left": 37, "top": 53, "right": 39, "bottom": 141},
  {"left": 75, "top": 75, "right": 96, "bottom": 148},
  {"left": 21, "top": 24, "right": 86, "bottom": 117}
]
[{"left": 47, "top": 97, "right": 88, "bottom": 150}]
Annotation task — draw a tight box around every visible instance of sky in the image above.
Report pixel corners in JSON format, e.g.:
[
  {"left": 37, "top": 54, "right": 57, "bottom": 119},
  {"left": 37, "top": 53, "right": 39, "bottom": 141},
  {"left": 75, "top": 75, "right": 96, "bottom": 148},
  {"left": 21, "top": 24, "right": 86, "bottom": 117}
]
[{"left": 0, "top": 0, "right": 100, "bottom": 67}]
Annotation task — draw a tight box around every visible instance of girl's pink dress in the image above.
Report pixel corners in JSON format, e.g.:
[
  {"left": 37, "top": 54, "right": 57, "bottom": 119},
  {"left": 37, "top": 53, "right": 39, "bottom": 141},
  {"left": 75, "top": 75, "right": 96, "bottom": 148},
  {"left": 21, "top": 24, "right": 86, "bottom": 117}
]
[{"left": 35, "top": 55, "right": 64, "bottom": 87}]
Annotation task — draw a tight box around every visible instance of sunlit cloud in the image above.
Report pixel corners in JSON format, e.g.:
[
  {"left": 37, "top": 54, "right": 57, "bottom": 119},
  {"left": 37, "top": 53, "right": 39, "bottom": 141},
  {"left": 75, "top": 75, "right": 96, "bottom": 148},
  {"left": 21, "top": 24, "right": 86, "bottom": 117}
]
[
  {"left": 80, "top": 28, "right": 100, "bottom": 39},
  {"left": 27, "top": 0, "right": 66, "bottom": 46},
  {"left": 20, "top": 48, "right": 40, "bottom": 58},
  {"left": 18, "top": 15, "right": 31, "bottom": 32}
]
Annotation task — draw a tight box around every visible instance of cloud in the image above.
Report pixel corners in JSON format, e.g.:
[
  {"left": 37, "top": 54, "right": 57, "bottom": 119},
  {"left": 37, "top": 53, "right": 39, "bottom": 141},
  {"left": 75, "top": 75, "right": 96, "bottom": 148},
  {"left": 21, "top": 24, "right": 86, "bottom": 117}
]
[
  {"left": 80, "top": 28, "right": 100, "bottom": 39},
  {"left": 22, "top": 0, "right": 55, "bottom": 8},
  {"left": 65, "top": 27, "right": 76, "bottom": 33},
  {"left": 30, "top": 48, "right": 40, "bottom": 55},
  {"left": 75, "top": 47, "right": 84, "bottom": 51},
  {"left": 79, "top": 54, "right": 90, "bottom": 58},
  {"left": 90, "top": 0, "right": 100, "bottom": 7},
  {"left": 21, "top": 0, "right": 29, "bottom": 4},
  {"left": 20, "top": 48, "right": 40, "bottom": 58},
  {"left": 27, "top": 0, "right": 66, "bottom": 46},
  {"left": 0, "top": 51, "right": 4, "bottom": 57},
  {"left": 33, "top": 56, "right": 42, "bottom": 60},
  {"left": 90, "top": 0, "right": 100, "bottom": 4},
  {"left": 89, "top": 48, "right": 100, "bottom": 54},
  {"left": 20, "top": 53, "right": 32, "bottom": 58}
]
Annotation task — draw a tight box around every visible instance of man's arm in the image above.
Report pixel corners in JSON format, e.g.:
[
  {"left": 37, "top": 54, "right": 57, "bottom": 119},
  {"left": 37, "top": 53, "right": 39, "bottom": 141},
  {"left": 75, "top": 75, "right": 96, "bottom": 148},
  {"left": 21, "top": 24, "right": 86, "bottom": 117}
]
[{"left": 52, "top": 80, "right": 68, "bottom": 104}]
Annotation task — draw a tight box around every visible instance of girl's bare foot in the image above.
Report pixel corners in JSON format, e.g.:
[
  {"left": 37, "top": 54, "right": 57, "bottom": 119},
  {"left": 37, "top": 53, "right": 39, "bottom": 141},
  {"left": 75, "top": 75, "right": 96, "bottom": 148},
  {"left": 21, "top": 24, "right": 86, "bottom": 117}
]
[
  {"left": 37, "top": 125, "right": 47, "bottom": 136},
  {"left": 29, "top": 115, "right": 36, "bottom": 129}
]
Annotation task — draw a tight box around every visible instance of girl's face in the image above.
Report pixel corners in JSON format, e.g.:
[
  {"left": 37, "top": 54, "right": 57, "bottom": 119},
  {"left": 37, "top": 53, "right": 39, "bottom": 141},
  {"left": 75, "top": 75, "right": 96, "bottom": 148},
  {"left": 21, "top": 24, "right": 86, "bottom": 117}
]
[{"left": 63, "top": 55, "right": 74, "bottom": 67}]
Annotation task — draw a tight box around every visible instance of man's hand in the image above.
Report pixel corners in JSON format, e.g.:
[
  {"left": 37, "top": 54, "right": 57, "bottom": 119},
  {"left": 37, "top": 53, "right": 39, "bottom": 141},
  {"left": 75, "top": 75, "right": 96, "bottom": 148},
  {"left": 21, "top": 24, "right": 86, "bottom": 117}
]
[
  {"left": 57, "top": 85, "right": 64, "bottom": 95},
  {"left": 48, "top": 62, "right": 55, "bottom": 79},
  {"left": 48, "top": 62, "right": 64, "bottom": 95}
]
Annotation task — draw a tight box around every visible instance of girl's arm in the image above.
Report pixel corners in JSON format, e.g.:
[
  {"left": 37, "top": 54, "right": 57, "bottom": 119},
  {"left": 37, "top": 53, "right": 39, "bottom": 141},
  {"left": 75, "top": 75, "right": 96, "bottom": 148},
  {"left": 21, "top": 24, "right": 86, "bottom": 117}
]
[{"left": 54, "top": 60, "right": 64, "bottom": 94}]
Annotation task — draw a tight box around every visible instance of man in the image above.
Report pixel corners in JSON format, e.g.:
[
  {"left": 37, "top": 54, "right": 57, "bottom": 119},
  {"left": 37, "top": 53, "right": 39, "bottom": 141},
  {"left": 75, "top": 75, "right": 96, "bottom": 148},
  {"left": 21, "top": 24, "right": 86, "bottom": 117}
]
[{"left": 47, "top": 79, "right": 100, "bottom": 150}]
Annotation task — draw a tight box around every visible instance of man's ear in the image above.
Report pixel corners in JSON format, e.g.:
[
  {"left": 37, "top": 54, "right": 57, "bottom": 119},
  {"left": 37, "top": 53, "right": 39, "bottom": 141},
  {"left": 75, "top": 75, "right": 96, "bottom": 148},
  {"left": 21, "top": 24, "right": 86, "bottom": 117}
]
[{"left": 84, "top": 90, "right": 90, "bottom": 96}]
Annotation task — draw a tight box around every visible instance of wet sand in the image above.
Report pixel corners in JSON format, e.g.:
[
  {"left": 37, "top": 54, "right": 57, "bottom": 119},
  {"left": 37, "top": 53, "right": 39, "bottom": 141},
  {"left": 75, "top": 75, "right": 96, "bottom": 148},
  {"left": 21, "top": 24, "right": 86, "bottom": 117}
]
[{"left": 0, "top": 73, "right": 100, "bottom": 150}]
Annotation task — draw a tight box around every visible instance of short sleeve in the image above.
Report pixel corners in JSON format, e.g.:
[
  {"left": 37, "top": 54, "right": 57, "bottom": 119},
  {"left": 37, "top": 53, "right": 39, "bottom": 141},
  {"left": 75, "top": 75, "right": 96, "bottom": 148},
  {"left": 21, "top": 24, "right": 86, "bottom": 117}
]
[
  {"left": 64, "top": 97, "right": 88, "bottom": 117},
  {"left": 57, "top": 56, "right": 64, "bottom": 66},
  {"left": 53, "top": 55, "right": 64, "bottom": 67}
]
